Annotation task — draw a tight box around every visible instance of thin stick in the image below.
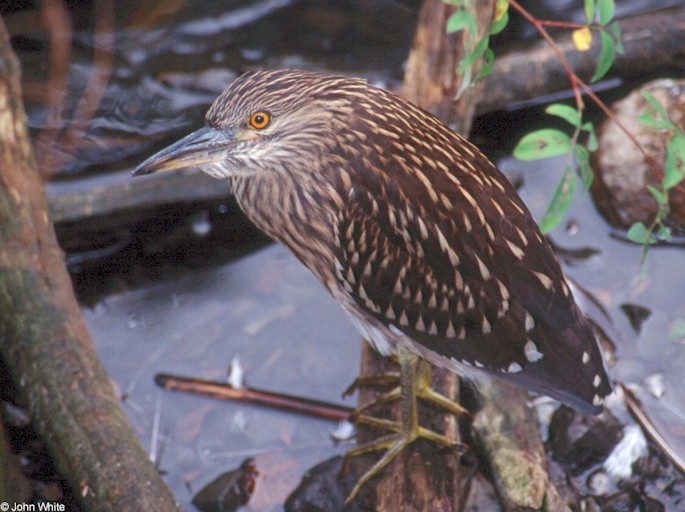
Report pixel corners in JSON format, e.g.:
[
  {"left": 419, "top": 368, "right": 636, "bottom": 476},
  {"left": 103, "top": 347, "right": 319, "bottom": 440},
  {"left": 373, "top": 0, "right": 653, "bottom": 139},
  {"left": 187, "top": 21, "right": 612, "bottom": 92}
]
[
  {"left": 155, "top": 373, "right": 353, "bottom": 422},
  {"left": 622, "top": 384, "right": 685, "bottom": 475},
  {"left": 508, "top": 0, "right": 660, "bottom": 171}
]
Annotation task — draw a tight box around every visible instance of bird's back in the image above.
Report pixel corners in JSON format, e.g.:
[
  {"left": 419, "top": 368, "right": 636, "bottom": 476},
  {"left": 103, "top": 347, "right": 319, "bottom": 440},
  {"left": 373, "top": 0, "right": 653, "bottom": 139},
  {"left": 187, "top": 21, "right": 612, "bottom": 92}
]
[
  {"left": 209, "top": 70, "right": 613, "bottom": 413},
  {"left": 309, "top": 76, "right": 612, "bottom": 413}
]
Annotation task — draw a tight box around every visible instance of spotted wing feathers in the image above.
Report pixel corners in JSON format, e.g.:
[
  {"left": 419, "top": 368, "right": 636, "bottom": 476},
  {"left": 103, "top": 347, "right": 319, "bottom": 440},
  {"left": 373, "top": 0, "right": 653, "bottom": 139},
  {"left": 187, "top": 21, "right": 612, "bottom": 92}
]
[{"left": 331, "top": 104, "right": 611, "bottom": 412}]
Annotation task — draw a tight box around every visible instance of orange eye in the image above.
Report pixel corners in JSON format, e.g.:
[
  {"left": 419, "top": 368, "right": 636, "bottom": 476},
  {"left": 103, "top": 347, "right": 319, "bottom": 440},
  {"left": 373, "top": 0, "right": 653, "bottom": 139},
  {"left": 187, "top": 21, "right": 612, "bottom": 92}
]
[{"left": 249, "top": 111, "right": 271, "bottom": 130}]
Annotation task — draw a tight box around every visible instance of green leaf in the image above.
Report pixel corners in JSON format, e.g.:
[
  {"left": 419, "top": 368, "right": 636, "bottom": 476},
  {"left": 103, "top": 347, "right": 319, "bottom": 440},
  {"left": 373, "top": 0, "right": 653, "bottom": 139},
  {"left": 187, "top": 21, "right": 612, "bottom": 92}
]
[
  {"left": 539, "top": 166, "right": 576, "bottom": 233},
  {"left": 641, "top": 91, "right": 671, "bottom": 123},
  {"left": 583, "top": 122, "right": 599, "bottom": 151},
  {"left": 657, "top": 224, "right": 672, "bottom": 240},
  {"left": 637, "top": 112, "right": 673, "bottom": 131},
  {"left": 664, "top": 133, "right": 685, "bottom": 189},
  {"left": 598, "top": 0, "right": 615, "bottom": 24},
  {"left": 490, "top": 11, "right": 509, "bottom": 35},
  {"left": 545, "top": 103, "right": 582, "bottom": 127},
  {"left": 514, "top": 129, "right": 573, "bottom": 161},
  {"left": 458, "top": 49, "right": 473, "bottom": 72},
  {"left": 584, "top": 0, "right": 596, "bottom": 22},
  {"left": 591, "top": 30, "right": 615, "bottom": 82},
  {"left": 477, "top": 48, "right": 496, "bottom": 80},
  {"left": 446, "top": 10, "right": 475, "bottom": 34},
  {"left": 626, "top": 222, "right": 657, "bottom": 245},
  {"left": 647, "top": 184, "right": 667, "bottom": 205},
  {"left": 471, "top": 35, "right": 490, "bottom": 61},
  {"left": 574, "top": 145, "right": 594, "bottom": 189},
  {"left": 609, "top": 21, "right": 624, "bottom": 54},
  {"left": 456, "top": 56, "right": 473, "bottom": 99}
]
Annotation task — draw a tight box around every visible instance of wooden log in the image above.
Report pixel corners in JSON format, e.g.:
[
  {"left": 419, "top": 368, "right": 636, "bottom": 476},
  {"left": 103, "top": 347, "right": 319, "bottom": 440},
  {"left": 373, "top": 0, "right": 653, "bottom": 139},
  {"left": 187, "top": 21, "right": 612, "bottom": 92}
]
[
  {"left": 473, "top": 381, "right": 572, "bottom": 512},
  {"left": 38, "top": 7, "right": 685, "bottom": 229},
  {"left": 0, "top": 16, "right": 182, "bottom": 512},
  {"left": 478, "top": 4, "right": 685, "bottom": 113}
]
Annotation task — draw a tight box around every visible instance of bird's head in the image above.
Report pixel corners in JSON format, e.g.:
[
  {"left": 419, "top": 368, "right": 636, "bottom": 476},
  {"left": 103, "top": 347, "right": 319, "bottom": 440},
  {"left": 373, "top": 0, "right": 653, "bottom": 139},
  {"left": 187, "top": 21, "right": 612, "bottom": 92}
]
[{"left": 132, "top": 69, "right": 361, "bottom": 180}]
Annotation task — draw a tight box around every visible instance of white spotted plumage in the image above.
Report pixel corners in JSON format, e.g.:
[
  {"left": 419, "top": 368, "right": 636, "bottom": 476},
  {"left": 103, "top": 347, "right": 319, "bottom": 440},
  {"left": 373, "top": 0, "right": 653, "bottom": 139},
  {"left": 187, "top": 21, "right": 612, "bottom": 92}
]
[{"left": 139, "top": 69, "right": 612, "bottom": 414}]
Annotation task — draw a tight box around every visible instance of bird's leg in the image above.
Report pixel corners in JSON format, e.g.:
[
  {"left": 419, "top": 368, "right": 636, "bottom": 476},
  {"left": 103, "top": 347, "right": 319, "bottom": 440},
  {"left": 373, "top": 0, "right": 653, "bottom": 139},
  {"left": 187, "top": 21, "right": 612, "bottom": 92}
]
[
  {"left": 344, "top": 349, "right": 467, "bottom": 420},
  {"left": 413, "top": 357, "right": 469, "bottom": 417},
  {"left": 343, "top": 346, "right": 465, "bottom": 502}
]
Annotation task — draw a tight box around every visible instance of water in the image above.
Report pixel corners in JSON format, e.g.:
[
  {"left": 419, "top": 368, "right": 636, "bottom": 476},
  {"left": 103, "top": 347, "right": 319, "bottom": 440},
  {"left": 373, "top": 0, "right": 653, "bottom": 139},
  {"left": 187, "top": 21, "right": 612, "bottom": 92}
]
[{"left": 85, "top": 244, "right": 358, "bottom": 510}]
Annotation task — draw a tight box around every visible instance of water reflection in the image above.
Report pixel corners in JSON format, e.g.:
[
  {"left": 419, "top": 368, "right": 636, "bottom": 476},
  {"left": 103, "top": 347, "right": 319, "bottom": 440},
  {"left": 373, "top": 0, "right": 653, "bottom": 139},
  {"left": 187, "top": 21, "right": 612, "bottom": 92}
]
[{"left": 85, "top": 244, "right": 359, "bottom": 510}]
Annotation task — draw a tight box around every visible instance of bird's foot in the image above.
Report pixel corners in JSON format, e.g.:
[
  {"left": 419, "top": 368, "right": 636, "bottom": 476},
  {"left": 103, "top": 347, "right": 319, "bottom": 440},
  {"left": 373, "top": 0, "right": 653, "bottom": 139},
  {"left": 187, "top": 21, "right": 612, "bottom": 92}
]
[
  {"left": 342, "top": 347, "right": 467, "bottom": 503},
  {"left": 343, "top": 354, "right": 467, "bottom": 419},
  {"left": 342, "top": 421, "right": 458, "bottom": 503}
]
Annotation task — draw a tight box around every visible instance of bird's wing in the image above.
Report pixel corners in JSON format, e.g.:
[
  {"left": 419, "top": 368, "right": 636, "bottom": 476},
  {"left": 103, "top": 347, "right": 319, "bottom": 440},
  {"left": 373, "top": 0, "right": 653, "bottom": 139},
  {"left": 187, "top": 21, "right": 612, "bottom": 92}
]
[{"left": 331, "top": 133, "right": 610, "bottom": 412}]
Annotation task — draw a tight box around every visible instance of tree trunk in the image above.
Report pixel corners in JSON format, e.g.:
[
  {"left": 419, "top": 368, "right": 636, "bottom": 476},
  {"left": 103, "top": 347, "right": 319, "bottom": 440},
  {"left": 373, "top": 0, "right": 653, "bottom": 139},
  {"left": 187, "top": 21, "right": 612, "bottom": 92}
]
[
  {"left": 0, "top": 414, "right": 32, "bottom": 504},
  {"left": 0, "top": 16, "right": 181, "bottom": 512}
]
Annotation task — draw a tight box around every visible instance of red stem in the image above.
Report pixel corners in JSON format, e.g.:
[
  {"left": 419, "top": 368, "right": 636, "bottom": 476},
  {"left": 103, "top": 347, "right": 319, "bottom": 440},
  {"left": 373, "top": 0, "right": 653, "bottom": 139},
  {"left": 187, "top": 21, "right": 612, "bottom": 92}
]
[
  {"left": 507, "top": 0, "right": 660, "bottom": 172},
  {"left": 537, "top": 19, "right": 586, "bottom": 29}
]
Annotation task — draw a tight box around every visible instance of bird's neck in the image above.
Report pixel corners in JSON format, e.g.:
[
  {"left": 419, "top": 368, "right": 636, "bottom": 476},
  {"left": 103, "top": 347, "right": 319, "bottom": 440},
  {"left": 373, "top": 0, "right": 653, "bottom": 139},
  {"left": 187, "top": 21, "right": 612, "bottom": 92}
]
[{"left": 231, "top": 172, "right": 339, "bottom": 287}]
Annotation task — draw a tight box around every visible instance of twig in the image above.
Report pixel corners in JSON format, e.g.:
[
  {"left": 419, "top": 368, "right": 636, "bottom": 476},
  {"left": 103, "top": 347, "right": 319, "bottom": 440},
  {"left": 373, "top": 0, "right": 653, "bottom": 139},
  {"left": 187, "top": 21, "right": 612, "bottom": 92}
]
[
  {"left": 622, "top": 384, "right": 685, "bottom": 475},
  {"left": 508, "top": 0, "right": 660, "bottom": 172},
  {"left": 155, "top": 373, "right": 353, "bottom": 422}
]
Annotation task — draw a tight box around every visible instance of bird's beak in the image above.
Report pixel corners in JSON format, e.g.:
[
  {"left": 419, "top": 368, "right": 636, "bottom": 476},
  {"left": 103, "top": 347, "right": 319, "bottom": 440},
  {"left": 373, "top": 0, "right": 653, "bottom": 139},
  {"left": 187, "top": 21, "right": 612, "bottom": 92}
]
[{"left": 132, "top": 126, "right": 237, "bottom": 177}]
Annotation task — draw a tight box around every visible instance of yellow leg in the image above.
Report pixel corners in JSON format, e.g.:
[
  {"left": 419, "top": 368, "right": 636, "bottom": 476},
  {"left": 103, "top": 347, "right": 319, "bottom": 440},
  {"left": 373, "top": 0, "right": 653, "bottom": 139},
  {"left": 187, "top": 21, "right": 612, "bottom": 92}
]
[{"left": 343, "top": 347, "right": 466, "bottom": 503}]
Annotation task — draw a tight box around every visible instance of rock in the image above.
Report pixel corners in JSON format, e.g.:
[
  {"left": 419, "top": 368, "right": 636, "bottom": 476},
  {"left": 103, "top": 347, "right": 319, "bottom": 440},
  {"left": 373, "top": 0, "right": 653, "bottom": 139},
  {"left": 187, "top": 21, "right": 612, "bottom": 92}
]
[{"left": 591, "top": 79, "right": 685, "bottom": 234}]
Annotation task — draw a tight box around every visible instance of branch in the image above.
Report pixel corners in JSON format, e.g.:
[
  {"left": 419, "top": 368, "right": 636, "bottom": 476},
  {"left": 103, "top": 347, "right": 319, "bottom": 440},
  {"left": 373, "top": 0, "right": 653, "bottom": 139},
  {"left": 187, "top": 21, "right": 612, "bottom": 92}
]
[{"left": 0, "top": 15, "right": 182, "bottom": 512}]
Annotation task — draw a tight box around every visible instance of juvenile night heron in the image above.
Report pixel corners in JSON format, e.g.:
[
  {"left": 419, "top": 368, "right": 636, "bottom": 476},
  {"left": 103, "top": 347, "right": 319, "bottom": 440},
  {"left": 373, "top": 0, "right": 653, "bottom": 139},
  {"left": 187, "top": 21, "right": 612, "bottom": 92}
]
[{"left": 134, "top": 69, "right": 611, "bottom": 497}]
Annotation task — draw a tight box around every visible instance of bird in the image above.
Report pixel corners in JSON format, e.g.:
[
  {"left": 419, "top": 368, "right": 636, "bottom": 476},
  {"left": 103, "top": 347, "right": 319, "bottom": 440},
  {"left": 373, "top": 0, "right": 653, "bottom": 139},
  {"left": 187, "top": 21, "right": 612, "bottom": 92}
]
[{"left": 133, "top": 68, "right": 612, "bottom": 498}]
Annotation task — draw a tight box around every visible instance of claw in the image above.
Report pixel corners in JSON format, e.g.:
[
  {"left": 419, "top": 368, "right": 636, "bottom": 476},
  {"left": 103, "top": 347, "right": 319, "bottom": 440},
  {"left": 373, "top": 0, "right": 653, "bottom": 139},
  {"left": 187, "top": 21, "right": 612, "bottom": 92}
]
[
  {"left": 342, "top": 347, "right": 466, "bottom": 503},
  {"left": 342, "top": 373, "right": 400, "bottom": 398},
  {"left": 345, "top": 431, "right": 419, "bottom": 503},
  {"left": 348, "top": 387, "right": 401, "bottom": 419}
]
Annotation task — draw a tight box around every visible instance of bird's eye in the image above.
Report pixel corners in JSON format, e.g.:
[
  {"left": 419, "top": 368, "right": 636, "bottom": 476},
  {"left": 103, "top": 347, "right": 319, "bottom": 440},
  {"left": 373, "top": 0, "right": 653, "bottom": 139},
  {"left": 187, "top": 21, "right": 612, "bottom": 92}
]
[{"left": 249, "top": 111, "right": 271, "bottom": 130}]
